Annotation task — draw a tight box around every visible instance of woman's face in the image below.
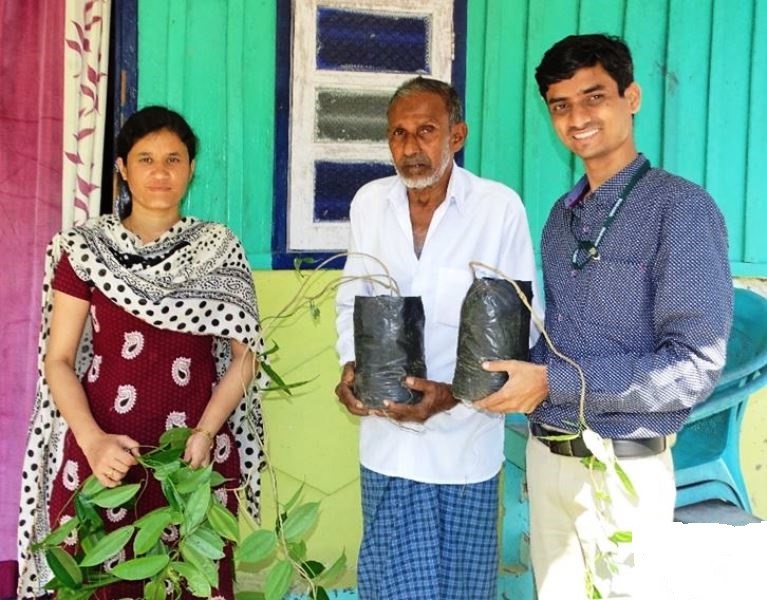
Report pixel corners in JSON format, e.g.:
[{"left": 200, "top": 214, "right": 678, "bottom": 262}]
[{"left": 117, "top": 128, "right": 195, "bottom": 216}]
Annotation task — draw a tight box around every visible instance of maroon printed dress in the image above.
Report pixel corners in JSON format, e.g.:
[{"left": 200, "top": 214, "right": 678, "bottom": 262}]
[{"left": 47, "top": 254, "right": 239, "bottom": 599}]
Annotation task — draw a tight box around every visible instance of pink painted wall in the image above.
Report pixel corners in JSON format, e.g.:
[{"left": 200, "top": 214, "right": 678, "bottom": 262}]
[{"left": 0, "top": 0, "right": 64, "bottom": 593}]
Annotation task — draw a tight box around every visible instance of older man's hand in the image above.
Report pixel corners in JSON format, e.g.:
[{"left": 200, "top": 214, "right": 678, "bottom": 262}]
[{"left": 382, "top": 377, "right": 457, "bottom": 423}]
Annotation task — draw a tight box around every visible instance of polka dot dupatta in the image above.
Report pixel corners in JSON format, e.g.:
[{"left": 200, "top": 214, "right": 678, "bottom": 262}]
[{"left": 17, "top": 215, "right": 267, "bottom": 598}]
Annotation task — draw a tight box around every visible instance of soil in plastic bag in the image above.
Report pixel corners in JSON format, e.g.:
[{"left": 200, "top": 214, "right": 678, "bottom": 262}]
[
  {"left": 354, "top": 295, "right": 426, "bottom": 408},
  {"left": 452, "top": 278, "right": 533, "bottom": 403}
]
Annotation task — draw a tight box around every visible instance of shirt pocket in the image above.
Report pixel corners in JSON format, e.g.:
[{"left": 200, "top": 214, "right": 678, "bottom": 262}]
[
  {"left": 584, "top": 259, "right": 650, "bottom": 329},
  {"left": 434, "top": 268, "right": 474, "bottom": 328}
]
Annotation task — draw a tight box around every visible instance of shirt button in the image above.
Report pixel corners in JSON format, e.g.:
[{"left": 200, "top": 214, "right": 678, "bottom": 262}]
[
  {"left": 571, "top": 269, "right": 577, "bottom": 277},
  {"left": 582, "top": 225, "right": 590, "bottom": 234},
  {"left": 557, "top": 313, "right": 563, "bottom": 322}
]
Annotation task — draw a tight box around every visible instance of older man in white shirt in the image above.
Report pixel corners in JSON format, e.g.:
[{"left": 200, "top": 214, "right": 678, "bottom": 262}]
[{"left": 335, "top": 76, "right": 537, "bottom": 600}]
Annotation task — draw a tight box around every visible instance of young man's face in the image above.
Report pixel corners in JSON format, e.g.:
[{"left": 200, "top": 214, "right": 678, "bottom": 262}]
[{"left": 544, "top": 64, "right": 640, "bottom": 167}]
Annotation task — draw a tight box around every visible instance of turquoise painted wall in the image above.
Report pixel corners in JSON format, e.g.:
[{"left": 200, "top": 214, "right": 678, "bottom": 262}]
[
  {"left": 465, "top": 0, "right": 767, "bottom": 276},
  {"left": 138, "top": 0, "right": 275, "bottom": 269}
]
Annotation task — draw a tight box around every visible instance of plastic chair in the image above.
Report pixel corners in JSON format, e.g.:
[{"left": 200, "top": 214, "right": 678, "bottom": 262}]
[{"left": 673, "top": 287, "right": 767, "bottom": 511}]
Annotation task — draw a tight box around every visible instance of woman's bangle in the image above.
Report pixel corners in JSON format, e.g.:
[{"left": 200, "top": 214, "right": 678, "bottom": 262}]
[{"left": 192, "top": 427, "right": 215, "bottom": 446}]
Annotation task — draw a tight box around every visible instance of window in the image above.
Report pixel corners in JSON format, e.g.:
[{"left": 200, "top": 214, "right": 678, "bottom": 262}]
[{"left": 274, "top": 0, "right": 462, "bottom": 266}]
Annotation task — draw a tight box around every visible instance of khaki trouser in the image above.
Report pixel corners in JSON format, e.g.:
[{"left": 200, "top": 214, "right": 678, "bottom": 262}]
[{"left": 526, "top": 434, "right": 676, "bottom": 599}]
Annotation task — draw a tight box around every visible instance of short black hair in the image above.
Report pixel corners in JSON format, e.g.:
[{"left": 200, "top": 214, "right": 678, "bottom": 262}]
[
  {"left": 116, "top": 105, "right": 198, "bottom": 162},
  {"left": 535, "top": 34, "right": 634, "bottom": 98},
  {"left": 388, "top": 76, "right": 463, "bottom": 125}
]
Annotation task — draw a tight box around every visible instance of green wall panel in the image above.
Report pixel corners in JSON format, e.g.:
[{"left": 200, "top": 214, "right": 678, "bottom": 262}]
[
  {"left": 745, "top": 0, "right": 767, "bottom": 265},
  {"left": 465, "top": 0, "right": 766, "bottom": 274},
  {"left": 137, "top": 0, "right": 274, "bottom": 269}
]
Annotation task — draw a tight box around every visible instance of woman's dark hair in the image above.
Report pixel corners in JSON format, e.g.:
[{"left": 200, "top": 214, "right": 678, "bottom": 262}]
[
  {"left": 388, "top": 76, "right": 464, "bottom": 125},
  {"left": 535, "top": 34, "right": 634, "bottom": 99},
  {"left": 116, "top": 105, "right": 198, "bottom": 162}
]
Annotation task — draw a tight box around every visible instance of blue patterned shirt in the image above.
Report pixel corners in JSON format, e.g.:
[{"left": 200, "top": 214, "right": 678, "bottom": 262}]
[{"left": 530, "top": 154, "right": 732, "bottom": 438}]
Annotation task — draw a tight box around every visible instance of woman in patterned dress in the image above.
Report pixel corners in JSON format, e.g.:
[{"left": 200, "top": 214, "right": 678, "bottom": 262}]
[{"left": 17, "top": 106, "right": 266, "bottom": 599}]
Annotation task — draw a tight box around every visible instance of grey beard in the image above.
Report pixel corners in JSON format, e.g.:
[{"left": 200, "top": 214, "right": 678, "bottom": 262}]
[{"left": 396, "top": 150, "right": 453, "bottom": 190}]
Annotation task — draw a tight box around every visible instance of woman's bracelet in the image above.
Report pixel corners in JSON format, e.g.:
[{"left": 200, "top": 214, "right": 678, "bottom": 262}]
[{"left": 192, "top": 427, "right": 215, "bottom": 446}]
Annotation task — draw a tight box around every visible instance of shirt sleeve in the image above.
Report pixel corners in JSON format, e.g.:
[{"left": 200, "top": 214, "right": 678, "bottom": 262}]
[
  {"left": 335, "top": 193, "right": 376, "bottom": 366},
  {"left": 545, "top": 190, "right": 732, "bottom": 414},
  {"left": 495, "top": 191, "right": 542, "bottom": 348},
  {"left": 52, "top": 252, "right": 92, "bottom": 301}
]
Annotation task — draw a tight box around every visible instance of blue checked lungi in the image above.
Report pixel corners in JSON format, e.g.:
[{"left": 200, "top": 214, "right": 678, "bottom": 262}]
[{"left": 357, "top": 466, "right": 500, "bottom": 600}]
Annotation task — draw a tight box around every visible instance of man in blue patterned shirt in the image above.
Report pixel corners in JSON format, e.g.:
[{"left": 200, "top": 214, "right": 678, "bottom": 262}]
[{"left": 476, "top": 34, "right": 732, "bottom": 597}]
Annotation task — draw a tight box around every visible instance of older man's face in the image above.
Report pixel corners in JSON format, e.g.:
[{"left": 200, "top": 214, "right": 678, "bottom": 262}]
[{"left": 387, "top": 92, "right": 465, "bottom": 190}]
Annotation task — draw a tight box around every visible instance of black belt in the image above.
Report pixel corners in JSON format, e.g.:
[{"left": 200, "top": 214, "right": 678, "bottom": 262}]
[{"left": 530, "top": 422, "right": 667, "bottom": 458}]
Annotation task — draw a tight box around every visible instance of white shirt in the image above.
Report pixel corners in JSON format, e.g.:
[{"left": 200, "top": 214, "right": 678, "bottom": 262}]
[{"left": 335, "top": 165, "right": 538, "bottom": 484}]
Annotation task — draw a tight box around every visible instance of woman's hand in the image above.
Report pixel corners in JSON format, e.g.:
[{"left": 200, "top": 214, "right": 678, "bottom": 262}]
[
  {"left": 79, "top": 431, "right": 140, "bottom": 488},
  {"left": 183, "top": 430, "right": 214, "bottom": 469}
]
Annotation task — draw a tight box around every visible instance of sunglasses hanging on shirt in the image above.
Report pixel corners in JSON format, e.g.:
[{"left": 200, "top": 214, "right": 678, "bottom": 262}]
[{"left": 570, "top": 159, "right": 651, "bottom": 270}]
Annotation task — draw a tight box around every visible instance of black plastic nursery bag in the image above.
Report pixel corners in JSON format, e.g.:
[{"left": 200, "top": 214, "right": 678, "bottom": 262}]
[
  {"left": 452, "top": 277, "right": 533, "bottom": 403},
  {"left": 353, "top": 295, "right": 426, "bottom": 408}
]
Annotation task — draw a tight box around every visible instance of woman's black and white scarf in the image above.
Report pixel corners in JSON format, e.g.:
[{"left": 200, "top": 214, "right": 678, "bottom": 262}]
[{"left": 17, "top": 215, "right": 267, "bottom": 598}]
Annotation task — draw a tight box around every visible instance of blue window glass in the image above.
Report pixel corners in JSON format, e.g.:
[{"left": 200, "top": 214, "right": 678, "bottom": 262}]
[
  {"left": 316, "top": 8, "right": 429, "bottom": 73},
  {"left": 314, "top": 161, "right": 395, "bottom": 222}
]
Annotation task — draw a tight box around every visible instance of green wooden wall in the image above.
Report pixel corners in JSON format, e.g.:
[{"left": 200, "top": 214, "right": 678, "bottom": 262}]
[
  {"left": 138, "top": 0, "right": 767, "bottom": 275},
  {"left": 465, "top": 0, "right": 767, "bottom": 276},
  {"left": 138, "top": 0, "right": 275, "bottom": 269}
]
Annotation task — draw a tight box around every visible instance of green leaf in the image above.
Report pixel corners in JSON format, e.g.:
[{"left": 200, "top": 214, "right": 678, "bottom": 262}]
[
  {"left": 162, "top": 478, "right": 184, "bottom": 512},
  {"left": 614, "top": 462, "right": 637, "bottom": 498},
  {"left": 609, "top": 530, "right": 633, "bottom": 544},
  {"left": 287, "top": 540, "right": 307, "bottom": 562},
  {"left": 91, "top": 483, "right": 141, "bottom": 508},
  {"left": 236, "top": 530, "right": 277, "bottom": 564},
  {"left": 133, "top": 509, "right": 173, "bottom": 556},
  {"left": 317, "top": 552, "right": 346, "bottom": 586},
  {"left": 57, "top": 587, "right": 95, "bottom": 600},
  {"left": 235, "top": 593, "right": 266, "bottom": 600},
  {"left": 74, "top": 495, "right": 103, "bottom": 531},
  {"left": 79, "top": 530, "right": 105, "bottom": 555},
  {"left": 183, "top": 484, "right": 211, "bottom": 531},
  {"left": 209, "top": 470, "right": 229, "bottom": 488},
  {"left": 293, "top": 256, "right": 318, "bottom": 272},
  {"left": 134, "top": 506, "right": 173, "bottom": 529},
  {"left": 282, "top": 502, "right": 319, "bottom": 541},
  {"left": 80, "top": 475, "right": 106, "bottom": 498},
  {"left": 174, "top": 464, "right": 213, "bottom": 495},
  {"left": 45, "top": 547, "right": 83, "bottom": 589},
  {"left": 171, "top": 560, "right": 212, "bottom": 598},
  {"left": 282, "top": 483, "right": 304, "bottom": 514},
  {"left": 260, "top": 340, "right": 280, "bottom": 358},
  {"left": 207, "top": 501, "right": 239, "bottom": 542},
  {"left": 143, "top": 578, "right": 167, "bottom": 600},
  {"left": 274, "top": 511, "right": 287, "bottom": 535},
  {"left": 312, "top": 587, "right": 330, "bottom": 600},
  {"left": 264, "top": 560, "right": 293, "bottom": 600},
  {"left": 179, "top": 541, "right": 219, "bottom": 587},
  {"left": 580, "top": 456, "right": 607, "bottom": 472},
  {"left": 140, "top": 446, "right": 184, "bottom": 470},
  {"left": 185, "top": 527, "right": 225, "bottom": 560},
  {"left": 153, "top": 458, "right": 185, "bottom": 481},
  {"left": 79, "top": 525, "right": 134, "bottom": 567},
  {"left": 35, "top": 516, "right": 79, "bottom": 549},
  {"left": 301, "top": 560, "right": 325, "bottom": 579},
  {"left": 159, "top": 426, "right": 193, "bottom": 449},
  {"left": 109, "top": 554, "right": 169, "bottom": 580},
  {"left": 260, "top": 362, "right": 293, "bottom": 396}
]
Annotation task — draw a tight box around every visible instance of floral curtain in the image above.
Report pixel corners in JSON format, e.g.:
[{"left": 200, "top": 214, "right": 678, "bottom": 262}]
[
  {"left": 62, "top": 0, "right": 111, "bottom": 226},
  {"left": 0, "top": 0, "right": 110, "bottom": 594}
]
